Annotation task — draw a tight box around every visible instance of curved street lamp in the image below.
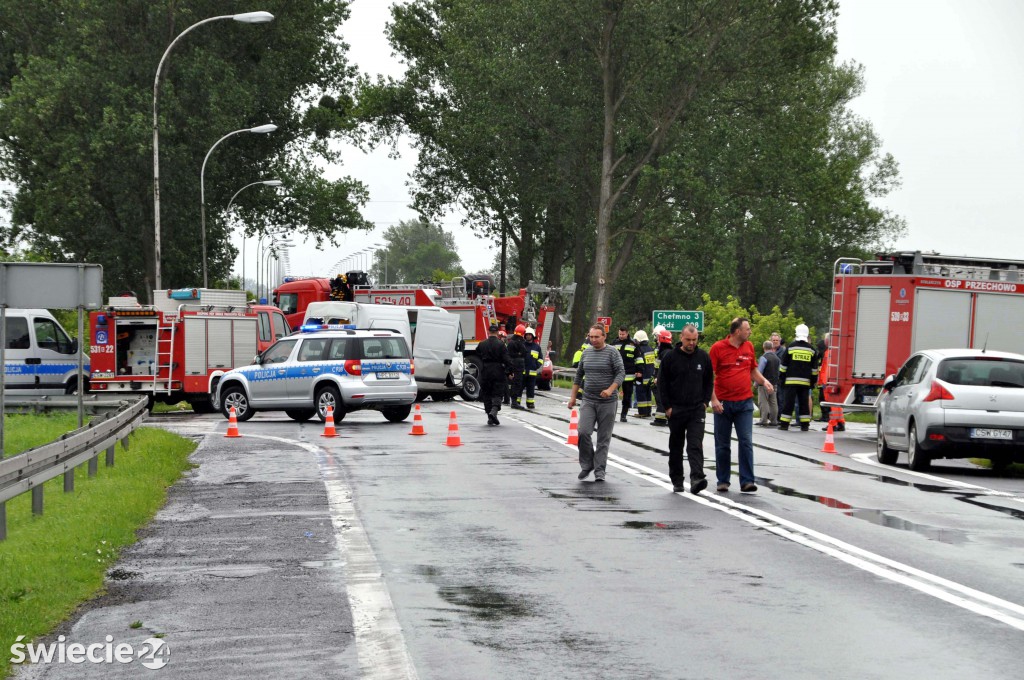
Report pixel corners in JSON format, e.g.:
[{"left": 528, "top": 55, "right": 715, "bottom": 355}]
[
  {"left": 201, "top": 124, "right": 277, "bottom": 288},
  {"left": 152, "top": 10, "right": 275, "bottom": 294},
  {"left": 225, "top": 179, "right": 282, "bottom": 291}
]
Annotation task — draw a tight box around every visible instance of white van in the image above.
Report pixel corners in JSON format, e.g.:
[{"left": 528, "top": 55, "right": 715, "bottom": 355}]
[
  {"left": 3, "top": 309, "right": 89, "bottom": 395},
  {"left": 302, "top": 301, "right": 464, "bottom": 401}
]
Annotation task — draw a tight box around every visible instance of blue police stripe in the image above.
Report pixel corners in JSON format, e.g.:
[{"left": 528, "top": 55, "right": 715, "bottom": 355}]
[
  {"left": 237, "top": 361, "right": 411, "bottom": 383},
  {"left": 5, "top": 363, "right": 89, "bottom": 375}
]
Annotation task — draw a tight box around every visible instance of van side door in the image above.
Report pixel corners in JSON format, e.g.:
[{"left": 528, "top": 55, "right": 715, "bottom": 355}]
[
  {"left": 411, "top": 313, "right": 461, "bottom": 386},
  {"left": 4, "top": 316, "right": 34, "bottom": 391},
  {"left": 32, "top": 315, "right": 78, "bottom": 393}
]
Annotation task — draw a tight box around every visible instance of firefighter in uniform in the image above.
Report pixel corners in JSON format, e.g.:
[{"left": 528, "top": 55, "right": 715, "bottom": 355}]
[
  {"left": 817, "top": 344, "right": 846, "bottom": 431},
  {"left": 633, "top": 330, "right": 656, "bottom": 418},
  {"left": 507, "top": 324, "right": 529, "bottom": 409},
  {"left": 523, "top": 327, "right": 542, "bottom": 409},
  {"left": 650, "top": 329, "right": 674, "bottom": 427},
  {"left": 612, "top": 326, "right": 641, "bottom": 422},
  {"left": 479, "top": 323, "right": 513, "bottom": 425},
  {"left": 778, "top": 324, "right": 820, "bottom": 431}
]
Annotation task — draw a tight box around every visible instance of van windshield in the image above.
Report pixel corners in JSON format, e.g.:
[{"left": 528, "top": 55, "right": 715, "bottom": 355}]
[{"left": 278, "top": 293, "right": 298, "bottom": 315}]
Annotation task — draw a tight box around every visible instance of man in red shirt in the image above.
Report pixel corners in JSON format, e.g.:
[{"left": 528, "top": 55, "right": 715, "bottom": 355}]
[{"left": 710, "top": 317, "right": 774, "bottom": 493}]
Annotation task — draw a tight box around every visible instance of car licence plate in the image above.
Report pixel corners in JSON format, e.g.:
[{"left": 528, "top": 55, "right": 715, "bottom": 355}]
[
  {"left": 970, "top": 428, "right": 1013, "bottom": 440},
  {"left": 376, "top": 371, "right": 400, "bottom": 380}
]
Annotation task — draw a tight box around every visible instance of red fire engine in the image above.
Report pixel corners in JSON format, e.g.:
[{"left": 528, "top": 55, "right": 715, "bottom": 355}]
[
  {"left": 824, "top": 251, "right": 1024, "bottom": 408},
  {"left": 88, "top": 288, "right": 290, "bottom": 410},
  {"left": 273, "top": 273, "right": 575, "bottom": 395}
]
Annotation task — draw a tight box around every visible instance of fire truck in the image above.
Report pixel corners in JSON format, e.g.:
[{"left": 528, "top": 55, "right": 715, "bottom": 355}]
[
  {"left": 88, "top": 288, "right": 290, "bottom": 410},
  {"left": 824, "top": 251, "right": 1024, "bottom": 408},
  {"left": 273, "top": 273, "right": 576, "bottom": 399}
]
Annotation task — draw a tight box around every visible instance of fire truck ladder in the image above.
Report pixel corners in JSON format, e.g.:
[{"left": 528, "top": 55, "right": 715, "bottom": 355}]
[
  {"left": 828, "top": 258, "right": 863, "bottom": 391},
  {"left": 155, "top": 318, "right": 176, "bottom": 395}
]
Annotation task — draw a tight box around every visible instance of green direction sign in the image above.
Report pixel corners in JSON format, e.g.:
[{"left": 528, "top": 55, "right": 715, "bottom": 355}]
[{"left": 652, "top": 310, "right": 704, "bottom": 332}]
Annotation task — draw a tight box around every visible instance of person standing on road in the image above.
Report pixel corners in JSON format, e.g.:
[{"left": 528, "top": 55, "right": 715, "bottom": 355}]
[
  {"left": 507, "top": 324, "right": 529, "bottom": 409},
  {"left": 568, "top": 324, "right": 625, "bottom": 482},
  {"left": 710, "top": 317, "right": 774, "bottom": 493},
  {"left": 658, "top": 325, "right": 714, "bottom": 494},
  {"left": 757, "top": 340, "right": 781, "bottom": 426},
  {"left": 523, "top": 326, "right": 542, "bottom": 410},
  {"left": 778, "top": 324, "right": 819, "bottom": 432},
  {"left": 478, "top": 323, "right": 513, "bottom": 425},
  {"left": 633, "top": 330, "right": 656, "bottom": 418},
  {"left": 650, "top": 329, "right": 675, "bottom": 427},
  {"left": 612, "top": 326, "right": 641, "bottom": 423}
]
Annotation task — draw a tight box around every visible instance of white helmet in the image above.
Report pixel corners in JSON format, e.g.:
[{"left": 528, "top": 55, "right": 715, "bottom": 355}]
[
  {"left": 633, "top": 330, "right": 648, "bottom": 343},
  {"left": 525, "top": 326, "right": 536, "bottom": 336},
  {"left": 795, "top": 324, "right": 809, "bottom": 341},
  {"left": 653, "top": 324, "right": 666, "bottom": 335}
]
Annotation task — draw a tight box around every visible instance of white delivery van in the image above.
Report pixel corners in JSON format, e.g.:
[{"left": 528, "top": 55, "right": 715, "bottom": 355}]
[
  {"left": 303, "top": 301, "right": 464, "bottom": 401},
  {"left": 3, "top": 309, "right": 89, "bottom": 395}
]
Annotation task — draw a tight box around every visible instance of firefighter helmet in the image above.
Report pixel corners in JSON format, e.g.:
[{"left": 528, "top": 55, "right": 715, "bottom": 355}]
[
  {"left": 514, "top": 324, "right": 526, "bottom": 336},
  {"left": 633, "top": 330, "right": 648, "bottom": 343},
  {"left": 524, "top": 326, "right": 535, "bottom": 337},
  {"left": 498, "top": 329, "right": 508, "bottom": 338},
  {"left": 658, "top": 329, "right": 673, "bottom": 344}
]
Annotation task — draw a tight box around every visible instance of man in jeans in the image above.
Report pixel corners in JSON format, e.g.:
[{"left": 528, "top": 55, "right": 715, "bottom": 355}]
[
  {"left": 658, "top": 325, "right": 714, "bottom": 494},
  {"left": 710, "top": 318, "right": 774, "bottom": 493},
  {"left": 568, "top": 324, "right": 625, "bottom": 482}
]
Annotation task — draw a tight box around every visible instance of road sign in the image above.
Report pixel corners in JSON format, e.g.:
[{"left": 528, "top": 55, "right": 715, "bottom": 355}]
[
  {"left": 652, "top": 310, "right": 704, "bottom": 332},
  {"left": 595, "top": 316, "right": 612, "bottom": 332}
]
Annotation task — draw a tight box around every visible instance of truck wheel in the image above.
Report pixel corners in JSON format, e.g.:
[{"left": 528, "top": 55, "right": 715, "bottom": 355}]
[
  {"left": 906, "top": 423, "right": 930, "bottom": 471},
  {"left": 189, "top": 399, "right": 217, "bottom": 414},
  {"left": 876, "top": 424, "right": 897, "bottom": 465},
  {"left": 315, "top": 385, "right": 345, "bottom": 422},
  {"left": 285, "top": 409, "right": 316, "bottom": 422},
  {"left": 382, "top": 405, "right": 412, "bottom": 423},
  {"left": 461, "top": 357, "right": 483, "bottom": 401},
  {"left": 221, "top": 385, "right": 255, "bottom": 422}
]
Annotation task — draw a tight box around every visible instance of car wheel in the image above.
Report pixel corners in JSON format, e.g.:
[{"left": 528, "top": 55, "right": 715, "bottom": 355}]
[
  {"left": 876, "top": 423, "right": 898, "bottom": 465},
  {"left": 382, "top": 405, "right": 412, "bottom": 423},
  {"left": 285, "top": 409, "right": 316, "bottom": 422},
  {"left": 907, "top": 422, "right": 930, "bottom": 471},
  {"left": 315, "top": 385, "right": 344, "bottom": 422},
  {"left": 221, "top": 385, "right": 255, "bottom": 422},
  {"left": 461, "top": 357, "right": 483, "bottom": 401}
]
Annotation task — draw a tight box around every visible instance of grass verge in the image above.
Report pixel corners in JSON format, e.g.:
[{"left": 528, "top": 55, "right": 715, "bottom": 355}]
[{"left": 0, "top": 424, "right": 195, "bottom": 678}]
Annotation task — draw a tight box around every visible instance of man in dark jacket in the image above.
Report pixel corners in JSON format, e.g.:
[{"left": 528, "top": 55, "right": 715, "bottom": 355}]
[
  {"left": 658, "top": 324, "right": 714, "bottom": 493},
  {"left": 478, "top": 323, "right": 513, "bottom": 425},
  {"left": 612, "top": 326, "right": 641, "bottom": 422},
  {"left": 757, "top": 340, "right": 781, "bottom": 426},
  {"left": 507, "top": 324, "right": 529, "bottom": 409}
]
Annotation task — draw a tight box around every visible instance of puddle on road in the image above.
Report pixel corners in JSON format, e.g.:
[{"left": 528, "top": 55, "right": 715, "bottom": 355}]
[
  {"left": 415, "top": 565, "right": 536, "bottom": 623},
  {"left": 621, "top": 520, "right": 708, "bottom": 532},
  {"left": 541, "top": 488, "right": 646, "bottom": 514}
]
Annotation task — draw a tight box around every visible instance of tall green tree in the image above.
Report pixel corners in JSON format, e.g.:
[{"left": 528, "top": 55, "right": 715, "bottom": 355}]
[
  {"left": 0, "top": 1, "right": 370, "bottom": 297},
  {"left": 369, "top": 219, "right": 462, "bottom": 285}
]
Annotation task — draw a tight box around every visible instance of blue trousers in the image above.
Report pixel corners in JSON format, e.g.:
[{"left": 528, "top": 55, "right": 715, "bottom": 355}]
[{"left": 714, "top": 398, "right": 755, "bottom": 487}]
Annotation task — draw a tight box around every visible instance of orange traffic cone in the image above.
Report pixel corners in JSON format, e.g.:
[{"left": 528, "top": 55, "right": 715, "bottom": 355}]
[
  {"left": 821, "top": 419, "right": 837, "bottom": 454},
  {"left": 409, "top": 404, "right": 426, "bottom": 436},
  {"left": 225, "top": 407, "right": 241, "bottom": 438},
  {"left": 444, "top": 410, "right": 462, "bottom": 447},
  {"left": 322, "top": 406, "right": 339, "bottom": 438},
  {"left": 567, "top": 409, "right": 579, "bottom": 445}
]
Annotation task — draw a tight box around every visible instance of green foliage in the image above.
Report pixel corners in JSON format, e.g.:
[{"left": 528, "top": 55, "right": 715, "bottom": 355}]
[
  {"left": 0, "top": 1, "right": 371, "bottom": 298},
  {"left": 0, "top": 426, "right": 194, "bottom": 679},
  {"left": 370, "top": 219, "right": 462, "bottom": 284},
  {"left": 697, "top": 294, "right": 810, "bottom": 353}
]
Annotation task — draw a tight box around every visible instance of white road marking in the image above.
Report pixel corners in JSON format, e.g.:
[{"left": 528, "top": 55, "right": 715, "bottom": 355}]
[
  {"left": 524, "top": 422, "right": 1024, "bottom": 632},
  {"left": 247, "top": 435, "right": 419, "bottom": 680}
]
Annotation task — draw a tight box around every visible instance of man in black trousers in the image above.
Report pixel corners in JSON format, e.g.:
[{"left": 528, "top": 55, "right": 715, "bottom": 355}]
[{"left": 658, "top": 324, "right": 714, "bottom": 494}]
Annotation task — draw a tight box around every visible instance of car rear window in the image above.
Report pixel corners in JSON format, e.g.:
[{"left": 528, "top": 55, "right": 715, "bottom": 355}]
[
  {"left": 937, "top": 358, "right": 1024, "bottom": 388},
  {"left": 360, "top": 337, "right": 409, "bottom": 360}
]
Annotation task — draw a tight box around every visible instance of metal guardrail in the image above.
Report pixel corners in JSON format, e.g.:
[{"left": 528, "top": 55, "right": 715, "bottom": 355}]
[
  {"left": 0, "top": 396, "right": 148, "bottom": 540},
  {"left": 3, "top": 394, "right": 137, "bottom": 414}
]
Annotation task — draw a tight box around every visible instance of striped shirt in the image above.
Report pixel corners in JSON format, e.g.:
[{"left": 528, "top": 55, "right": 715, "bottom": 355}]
[{"left": 574, "top": 345, "right": 626, "bottom": 402}]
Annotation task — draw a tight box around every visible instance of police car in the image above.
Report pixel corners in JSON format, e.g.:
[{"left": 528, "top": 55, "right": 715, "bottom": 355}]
[{"left": 213, "top": 325, "right": 416, "bottom": 423}]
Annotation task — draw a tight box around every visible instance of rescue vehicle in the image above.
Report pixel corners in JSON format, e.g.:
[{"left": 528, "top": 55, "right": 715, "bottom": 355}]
[
  {"left": 273, "top": 273, "right": 575, "bottom": 399},
  {"left": 824, "top": 250, "right": 1024, "bottom": 408},
  {"left": 88, "top": 288, "right": 290, "bottom": 410}
]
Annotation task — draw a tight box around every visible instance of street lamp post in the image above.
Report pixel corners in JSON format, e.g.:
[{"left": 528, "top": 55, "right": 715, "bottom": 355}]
[
  {"left": 201, "top": 124, "right": 277, "bottom": 288},
  {"left": 153, "top": 10, "right": 274, "bottom": 295},
  {"left": 225, "top": 179, "right": 282, "bottom": 293},
  {"left": 373, "top": 242, "right": 387, "bottom": 284}
]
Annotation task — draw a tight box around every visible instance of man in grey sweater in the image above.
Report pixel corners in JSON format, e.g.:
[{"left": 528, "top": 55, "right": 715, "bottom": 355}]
[{"left": 568, "top": 324, "right": 625, "bottom": 481}]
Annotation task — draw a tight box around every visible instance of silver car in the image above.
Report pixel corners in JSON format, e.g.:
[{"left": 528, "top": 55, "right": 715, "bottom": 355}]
[
  {"left": 876, "top": 348, "right": 1024, "bottom": 471},
  {"left": 214, "top": 327, "right": 417, "bottom": 423}
]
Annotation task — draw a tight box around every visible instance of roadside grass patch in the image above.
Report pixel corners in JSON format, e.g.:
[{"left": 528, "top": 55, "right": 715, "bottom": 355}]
[
  {"left": 0, "top": 426, "right": 194, "bottom": 678},
  {"left": 3, "top": 412, "right": 85, "bottom": 456}
]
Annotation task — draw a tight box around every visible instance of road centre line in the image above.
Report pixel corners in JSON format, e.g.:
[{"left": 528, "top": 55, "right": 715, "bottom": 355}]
[
  {"left": 522, "top": 422, "right": 1024, "bottom": 632},
  {"left": 247, "top": 435, "right": 419, "bottom": 680}
]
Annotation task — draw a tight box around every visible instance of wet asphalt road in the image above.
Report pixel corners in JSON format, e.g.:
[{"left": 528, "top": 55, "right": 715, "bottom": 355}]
[{"left": 20, "top": 389, "right": 1024, "bottom": 679}]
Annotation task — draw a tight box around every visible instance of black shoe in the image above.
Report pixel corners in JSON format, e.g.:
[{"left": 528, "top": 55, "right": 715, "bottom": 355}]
[
  {"left": 650, "top": 420, "right": 667, "bottom": 427},
  {"left": 835, "top": 424, "right": 845, "bottom": 432},
  {"left": 527, "top": 405, "right": 535, "bottom": 410},
  {"left": 578, "top": 469, "right": 592, "bottom": 480},
  {"left": 620, "top": 415, "right": 628, "bottom": 423},
  {"left": 778, "top": 424, "right": 789, "bottom": 431},
  {"left": 741, "top": 483, "right": 758, "bottom": 493},
  {"left": 594, "top": 476, "right": 605, "bottom": 482},
  {"left": 800, "top": 426, "right": 809, "bottom": 432},
  {"left": 691, "top": 479, "right": 708, "bottom": 495},
  {"left": 493, "top": 415, "right": 500, "bottom": 425},
  {"left": 660, "top": 451, "right": 669, "bottom": 457},
  {"left": 672, "top": 484, "right": 686, "bottom": 493},
  {"left": 487, "top": 414, "right": 498, "bottom": 425}
]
